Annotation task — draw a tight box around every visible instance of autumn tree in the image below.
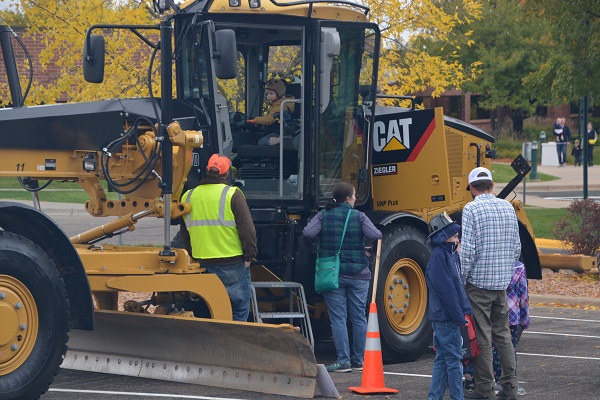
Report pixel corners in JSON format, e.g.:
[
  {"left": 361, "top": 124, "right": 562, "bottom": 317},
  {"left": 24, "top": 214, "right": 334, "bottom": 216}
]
[
  {"left": 0, "top": 0, "right": 485, "bottom": 107},
  {"left": 453, "top": 0, "right": 552, "bottom": 134},
  {"left": 0, "top": 0, "right": 157, "bottom": 106},
  {"left": 362, "top": 0, "right": 483, "bottom": 99},
  {"left": 523, "top": 0, "right": 600, "bottom": 105}
]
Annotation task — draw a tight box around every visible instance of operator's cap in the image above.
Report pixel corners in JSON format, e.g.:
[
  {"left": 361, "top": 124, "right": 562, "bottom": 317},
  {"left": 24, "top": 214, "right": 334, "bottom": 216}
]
[
  {"left": 466, "top": 166, "right": 492, "bottom": 190},
  {"left": 426, "top": 211, "right": 460, "bottom": 242},
  {"left": 206, "top": 153, "right": 231, "bottom": 175}
]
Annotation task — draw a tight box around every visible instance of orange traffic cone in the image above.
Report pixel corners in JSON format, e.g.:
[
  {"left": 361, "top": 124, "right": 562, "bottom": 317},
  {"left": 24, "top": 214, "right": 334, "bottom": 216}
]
[{"left": 348, "top": 302, "right": 398, "bottom": 394}]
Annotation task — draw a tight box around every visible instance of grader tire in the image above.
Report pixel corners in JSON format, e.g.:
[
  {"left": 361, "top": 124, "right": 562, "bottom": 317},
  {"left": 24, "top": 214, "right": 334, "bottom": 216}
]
[
  {"left": 0, "top": 231, "right": 69, "bottom": 400},
  {"left": 377, "top": 225, "right": 432, "bottom": 362}
]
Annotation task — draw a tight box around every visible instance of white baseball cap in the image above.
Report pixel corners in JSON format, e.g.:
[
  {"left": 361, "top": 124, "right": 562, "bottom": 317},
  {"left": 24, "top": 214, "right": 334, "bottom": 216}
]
[{"left": 467, "top": 167, "right": 492, "bottom": 190}]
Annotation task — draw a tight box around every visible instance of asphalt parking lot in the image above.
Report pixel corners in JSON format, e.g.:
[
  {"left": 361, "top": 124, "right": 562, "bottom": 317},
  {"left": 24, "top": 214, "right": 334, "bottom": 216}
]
[{"left": 39, "top": 304, "right": 600, "bottom": 400}]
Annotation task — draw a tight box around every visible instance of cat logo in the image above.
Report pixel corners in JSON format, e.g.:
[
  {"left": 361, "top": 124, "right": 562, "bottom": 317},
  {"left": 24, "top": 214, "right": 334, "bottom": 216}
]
[
  {"left": 373, "top": 118, "right": 412, "bottom": 152},
  {"left": 371, "top": 108, "right": 436, "bottom": 166}
]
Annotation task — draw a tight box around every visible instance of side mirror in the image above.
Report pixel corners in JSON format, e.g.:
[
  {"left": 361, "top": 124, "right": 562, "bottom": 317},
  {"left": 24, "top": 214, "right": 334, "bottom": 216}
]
[
  {"left": 319, "top": 28, "right": 340, "bottom": 113},
  {"left": 83, "top": 35, "right": 105, "bottom": 83},
  {"left": 213, "top": 29, "right": 237, "bottom": 80}
]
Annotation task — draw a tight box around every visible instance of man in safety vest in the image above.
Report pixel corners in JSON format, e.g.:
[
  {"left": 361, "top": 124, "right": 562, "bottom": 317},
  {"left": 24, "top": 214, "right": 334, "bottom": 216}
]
[{"left": 180, "top": 153, "right": 257, "bottom": 321}]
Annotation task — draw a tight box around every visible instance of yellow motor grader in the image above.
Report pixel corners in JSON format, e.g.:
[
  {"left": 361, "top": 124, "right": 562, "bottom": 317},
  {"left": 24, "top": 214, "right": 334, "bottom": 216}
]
[{"left": 0, "top": 1, "right": 595, "bottom": 399}]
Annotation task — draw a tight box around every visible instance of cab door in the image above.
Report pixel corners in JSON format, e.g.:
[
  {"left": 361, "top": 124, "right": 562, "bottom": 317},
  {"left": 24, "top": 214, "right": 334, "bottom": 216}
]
[
  {"left": 192, "top": 22, "right": 234, "bottom": 156},
  {"left": 314, "top": 22, "right": 379, "bottom": 207}
]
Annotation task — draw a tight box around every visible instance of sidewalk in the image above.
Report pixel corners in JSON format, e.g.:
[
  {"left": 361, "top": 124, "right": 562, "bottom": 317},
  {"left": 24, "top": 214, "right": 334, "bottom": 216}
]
[{"left": 493, "top": 162, "right": 600, "bottom": 208}]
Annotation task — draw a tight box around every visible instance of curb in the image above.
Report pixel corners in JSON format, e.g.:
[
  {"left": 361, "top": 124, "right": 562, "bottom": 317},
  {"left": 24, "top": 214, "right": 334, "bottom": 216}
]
[{"left": 529, "top": 294, "right": 600, "bottom": 308}]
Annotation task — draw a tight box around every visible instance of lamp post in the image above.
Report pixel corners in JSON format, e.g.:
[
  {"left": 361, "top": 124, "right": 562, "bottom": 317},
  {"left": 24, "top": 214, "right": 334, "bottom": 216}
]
[
  {"left": 583, "top": 95, "right": 588, "bottom": 199},
  {"left": 530, "top": 141, "right": 539, "bottom": 180}
]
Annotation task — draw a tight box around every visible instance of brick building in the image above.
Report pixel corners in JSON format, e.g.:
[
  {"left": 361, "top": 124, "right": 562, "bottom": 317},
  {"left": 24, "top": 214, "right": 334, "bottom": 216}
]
[
  {"left": 415, "top": 87, "right": 595, "bottom": 136},
  {"left": 0, "top": 26, "right": 66, "bottom": 104}
]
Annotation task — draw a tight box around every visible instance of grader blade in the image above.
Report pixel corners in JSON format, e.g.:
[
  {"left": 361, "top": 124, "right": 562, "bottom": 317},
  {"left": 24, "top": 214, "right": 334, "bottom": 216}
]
[{"left": 62, "top": 310, "right": 318, "bottom": 398}]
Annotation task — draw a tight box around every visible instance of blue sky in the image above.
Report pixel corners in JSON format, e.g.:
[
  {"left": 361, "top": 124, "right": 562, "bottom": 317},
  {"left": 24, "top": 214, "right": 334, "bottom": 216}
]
[{"left": 0, "top": 0, "right": 17, "bottom": 11}]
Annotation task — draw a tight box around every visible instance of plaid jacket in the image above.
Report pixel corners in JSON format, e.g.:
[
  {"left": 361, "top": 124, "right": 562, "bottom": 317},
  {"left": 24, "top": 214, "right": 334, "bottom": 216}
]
[{"left": 506, "top": 262, "right": 530, "bottom": 328}]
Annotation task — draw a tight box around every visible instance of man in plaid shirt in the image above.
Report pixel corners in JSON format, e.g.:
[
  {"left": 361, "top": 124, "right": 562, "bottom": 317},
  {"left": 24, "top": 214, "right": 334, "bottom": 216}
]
[{"left": 461, "top": 167, "right": 521, "bottom": 400}]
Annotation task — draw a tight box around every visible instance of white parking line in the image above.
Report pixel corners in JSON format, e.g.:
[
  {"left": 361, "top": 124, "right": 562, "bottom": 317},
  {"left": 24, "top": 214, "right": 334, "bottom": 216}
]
[
  {"left": 524, "top": 330, "right": 600, "bottom": 339},
  {"left": 518, "top": 352, "right": 600, "bottom": 361},
  {"left": 530, "top": 315, "right": 600, "bottom": 323},
  {"left": 385, "top": 372, "right": 432, "bottom": 378},
  {"left": 48, "top": 389, "right": 247, "bottom": 400}
]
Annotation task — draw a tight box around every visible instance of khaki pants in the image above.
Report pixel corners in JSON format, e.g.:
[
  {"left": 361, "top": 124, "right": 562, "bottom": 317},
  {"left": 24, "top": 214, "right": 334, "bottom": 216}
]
[{"left": 466, "top": 283, "right": 517, "bottom": 397}]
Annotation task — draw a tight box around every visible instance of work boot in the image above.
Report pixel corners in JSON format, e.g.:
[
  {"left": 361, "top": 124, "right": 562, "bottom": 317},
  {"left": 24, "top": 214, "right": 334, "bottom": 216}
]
[
  {"left": 464, "top": 390, "right": 495, "bottom": 399},
  {"left": 496, "top": 383, "right": 517, "bottom": 400}
]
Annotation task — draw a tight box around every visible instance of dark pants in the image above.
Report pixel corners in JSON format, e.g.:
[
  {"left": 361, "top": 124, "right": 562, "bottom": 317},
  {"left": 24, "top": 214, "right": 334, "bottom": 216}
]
[
  {"left": 556, "top": 142, "right": 567, "bottom": 165},
  {"left": 492, "top": 325, "right": 520, "bottom": 381},
  {"left": 466, "top": 283, "right": 517, "bottom": 397}
]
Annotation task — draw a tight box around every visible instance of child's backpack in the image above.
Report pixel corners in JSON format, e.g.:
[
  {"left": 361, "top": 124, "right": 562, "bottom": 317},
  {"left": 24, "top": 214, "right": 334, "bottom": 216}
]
[{"left": 461, "top": 314, "right": 480, "bottom": 366}]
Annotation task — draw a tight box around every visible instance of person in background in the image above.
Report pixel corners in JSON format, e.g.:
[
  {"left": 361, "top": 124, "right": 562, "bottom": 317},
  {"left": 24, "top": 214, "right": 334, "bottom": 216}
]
[
  {"left": 571, "top": 138, "right": 582, "bottom": 167},
  {"left": 554, "top": 117, "right": 571, "bottom": 166},
  {"left": 490, "top": 261, "right": 530, "bottom": 396},
  {"left": 180, "top": 154, "right": 257, "bottom": 321},
  {"left": 425, "top": 212, "right": 473, "bottom": 400},
  {"left": 587, "top": 122, "right": 597, "bottom": 166},
  {"left": 461, "top": 167, "right": 520, "bottom": 400},
  {"left": 302, "top": 182, "right": 382, "bottom": 373}
]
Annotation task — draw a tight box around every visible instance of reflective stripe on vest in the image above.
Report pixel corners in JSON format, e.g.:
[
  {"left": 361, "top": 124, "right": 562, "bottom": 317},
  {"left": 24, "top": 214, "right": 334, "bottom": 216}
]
[
  {"left": 183, "top": 184, "right": 243, "bottom": 259},
  {"left": 184, "top": 186, "right": 237, "bottom": 227}
]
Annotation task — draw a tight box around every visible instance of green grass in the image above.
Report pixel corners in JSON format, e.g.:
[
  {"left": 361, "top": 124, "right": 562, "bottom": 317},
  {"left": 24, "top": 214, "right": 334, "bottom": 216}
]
[
  {"left": 0, "top": 177, "right": 117, "bottom": 203},
  {"left": 524, "top": 207, "right": 567, "bottom": 240},
  {"left": 0, "top": 177, "right": 82, "bottom": 189},
  {"left": 0, "top": 190, "right": 104, "bottom": 203},
  {"left": 494, "top": 137, "right": 598, "bottom": 166},
  {"left": 490, "top": 163, "right": 558, "bottom": 183}
]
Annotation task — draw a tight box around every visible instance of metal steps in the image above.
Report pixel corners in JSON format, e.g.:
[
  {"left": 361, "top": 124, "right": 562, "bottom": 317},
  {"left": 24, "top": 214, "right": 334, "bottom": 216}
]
[{"left": 250, "top": 281, "right": 314, "bottom": 349}]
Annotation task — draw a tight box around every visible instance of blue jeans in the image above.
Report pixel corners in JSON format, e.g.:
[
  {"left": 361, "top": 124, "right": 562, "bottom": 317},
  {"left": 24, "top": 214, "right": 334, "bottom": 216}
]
[
  {"left": 203, "top": 262, "right": 251, "bottom": 322},
  {"left": 322, "top": 276, "right": 369, "bottom": 365},
  {"left": 429, "top": 321, "right": 464, "bottom": 400},
  {"left": 556, "top": 142, "right": 567, "bottom": 164}
]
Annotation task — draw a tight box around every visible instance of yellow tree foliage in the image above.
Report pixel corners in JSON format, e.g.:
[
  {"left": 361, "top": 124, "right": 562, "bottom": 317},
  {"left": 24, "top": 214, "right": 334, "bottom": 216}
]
[
  {"left": 0, "top": 1, "right": 483, "bottom": 106},
  {"left": 362, "top": 0, "right": 482, "bottom": 99},
  {"left": 0, "top": 0, "right": 157, "bottom": 105}
]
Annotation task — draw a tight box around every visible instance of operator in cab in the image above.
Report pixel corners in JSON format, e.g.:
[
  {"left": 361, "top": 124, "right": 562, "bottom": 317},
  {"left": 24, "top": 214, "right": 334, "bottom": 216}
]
[
  {"left": 233, "top": 78, "right": 295, "bottom": 150},
  {"left": 180, "top": 154, "right": 257, "bottom": 321}
]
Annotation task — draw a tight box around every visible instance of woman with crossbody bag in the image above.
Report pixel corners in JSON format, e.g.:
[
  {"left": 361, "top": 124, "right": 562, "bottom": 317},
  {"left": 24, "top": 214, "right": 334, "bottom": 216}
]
[{"left": 302, "top": 182, "right": 382, "bottom": 373}]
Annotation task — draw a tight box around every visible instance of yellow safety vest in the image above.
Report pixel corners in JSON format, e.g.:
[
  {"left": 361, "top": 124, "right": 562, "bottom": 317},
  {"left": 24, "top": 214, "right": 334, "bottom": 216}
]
[{"left": 182, "top": 184, "right": 243, "bottom": 260}]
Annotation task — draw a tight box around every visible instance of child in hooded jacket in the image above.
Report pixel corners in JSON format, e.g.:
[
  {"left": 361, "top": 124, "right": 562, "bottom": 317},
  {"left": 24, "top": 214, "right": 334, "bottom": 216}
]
[
  {"left": 426, "top": 212, "right": 473, "bottom": 400},
  {"left": 246, "top": 78, "right": 295, "bottom": 145}
]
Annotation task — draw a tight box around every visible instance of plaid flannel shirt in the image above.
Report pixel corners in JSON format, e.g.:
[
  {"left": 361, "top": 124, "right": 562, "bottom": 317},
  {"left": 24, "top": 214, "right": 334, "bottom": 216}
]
[{"left": 460, "top": 193, "right": 521, "bottom": 290}]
